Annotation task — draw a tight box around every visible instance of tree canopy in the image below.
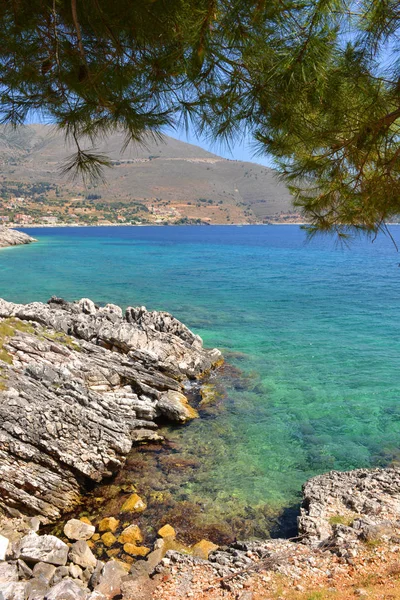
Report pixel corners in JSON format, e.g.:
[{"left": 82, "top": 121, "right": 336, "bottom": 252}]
[{"left": 1, "top": 0, "right": 399, "bottom": 236}]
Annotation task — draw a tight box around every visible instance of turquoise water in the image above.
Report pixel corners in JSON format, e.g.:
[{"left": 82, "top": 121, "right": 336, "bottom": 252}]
[{"left": 2, "top": 225, "right": 400, "bottom": 533}]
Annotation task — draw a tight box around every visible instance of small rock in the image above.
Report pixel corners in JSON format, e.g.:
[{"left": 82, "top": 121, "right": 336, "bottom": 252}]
[
  {"left": 52, "top": 566, "right": 69, "bottom": 585},
  {"left": 192, "top": 539, "right": 219, "bottom": 560},
  {"left": 0, "top": 562, "right": 18, "bottom": 582},
  {"left": 95, "top": 560, "right": 129, "bottom": 598},
  {"left": 118, "top": 525, "right": 143, "bottom": 545},
  {"left": 157, "top": 391, "right": 199, "bottom": 422},
  {"left": 68, "top": 541, "right": 97, "bottom": 569},
  {"left": 354, "top": 589, "right": 368, "bottom": 597},
  {"left": 98, "top": 518, "right": 119, "bottom": 533},
  {"left": 32, "top": 562, "right": 56, "bottom": 583},
  {"left": 82, "top": 567, "right": 93, "bottom": 583},
  {"left": 89, "top": 561, "right": 104, "bottom": 589},
  {"left": 24, "top": 577, "right": 50, "bottom": 600},
  {"left": 123, "top": 544, "right": 150, "bottom": 557},
  {"left": 0, "top": 581, "right": 25, "bottom": 600},
  {"left": 100, "top": 532, "right": 117, "bottom": 548},
  {"left": 157, "top": 525, "right": 176, "bottom": 539},
  {"left": 46, "top": 578, "right": 87, "bottom": 600},
  {"left": 0, "top": 536, "right": 9, "bottom": 561},
  {"left": 69, "top": 563, "right": 83, "bottom": 579},
  {"left": 64, "top": 519, "right": 95, "bottom": 541},
  {"left": 121, "top": 494, "right": 147, "bottom": 513},
  {"left": 140, "top": 548, "right": 163, "bottom": 575},
  {"left": 17, "top": 559, "right": 33, "bottom": 580}
]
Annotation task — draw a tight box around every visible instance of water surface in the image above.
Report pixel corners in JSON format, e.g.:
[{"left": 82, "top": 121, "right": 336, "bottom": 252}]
[{"left": 3, "top": 225, "right": 400, "bottom": 538}]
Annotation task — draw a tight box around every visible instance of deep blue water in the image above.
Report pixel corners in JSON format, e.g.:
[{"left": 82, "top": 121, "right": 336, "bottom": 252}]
[{"left": 2, "top": 225, "right": 400, "bottom": 519}]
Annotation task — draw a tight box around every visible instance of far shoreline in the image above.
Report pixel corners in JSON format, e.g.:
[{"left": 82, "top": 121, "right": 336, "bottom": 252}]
[{"left": 14, "top": 221, "right": 311, "bottom": 229}]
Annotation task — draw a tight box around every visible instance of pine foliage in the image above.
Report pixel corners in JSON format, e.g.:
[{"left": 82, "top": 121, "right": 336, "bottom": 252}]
[{"left": 0, "top": 0, "right": 399, "bottom": 234}]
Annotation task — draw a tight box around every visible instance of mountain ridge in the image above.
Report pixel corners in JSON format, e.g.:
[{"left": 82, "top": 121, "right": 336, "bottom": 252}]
[{"left": 0, "top": 125, "right": 298, "bottom": 225}]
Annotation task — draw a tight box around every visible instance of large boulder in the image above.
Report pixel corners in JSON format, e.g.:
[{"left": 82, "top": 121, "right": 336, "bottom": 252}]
[{"left": 15, "top": 533, "right": 69, "bottom": 566}]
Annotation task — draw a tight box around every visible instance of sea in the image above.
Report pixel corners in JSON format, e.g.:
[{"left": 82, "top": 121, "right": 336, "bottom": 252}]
[{"left": 2, "top": 225, "right": 400, "bottom": 539}]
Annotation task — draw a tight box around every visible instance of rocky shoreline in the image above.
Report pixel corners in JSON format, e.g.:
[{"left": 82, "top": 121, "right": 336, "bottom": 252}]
[
  {"left": 2, "top": 465, "right": 400, "bottom": 599},
  {"left": 1, "top": 297, "right": 400, "bottom": 599},
  {"left": 0, "top": 227, "right": 36, "bottom": 248},
  {"left": 0, "top": 296, "right": 222, "bottom": 521}
]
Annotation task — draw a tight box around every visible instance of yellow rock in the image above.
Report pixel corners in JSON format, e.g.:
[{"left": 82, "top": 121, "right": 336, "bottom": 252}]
[
  {"left": 199, "top": 383, "right": 220, "bottom": 407},
  {"left": 121, "top": 493, "right": 147, "bottom": 513},
  {"left": 101, "top": 532, "right": 117, "bottom": 547},
  {"left": 98, "top": 517, "right": 120, "bottom": 533},
  {"left": 87, "top": 540, "right": 94, "bottom": 549},
  {"left": 106, "top": 548, "right": 120, "bottom": 558},
  {"left": 162, "top": 390, "right": 199, "bottom": 422},
  {"left": 157, "top": 524, "right": 176, "bottom": 539},
  {"left": 123, "top": 543, "right": 150, "bottom": 557},
  {"left": 118, "top": 524, "right": 143, "bottom": 545},
  {"left": 80, "top": 517, "right": 92, "bottom": 525},
  {"left": 192, "top": 539, "right": 219, "bottom": 560},
  {"left": 92, "top": 533, "right": 100, "bottom": 542}
]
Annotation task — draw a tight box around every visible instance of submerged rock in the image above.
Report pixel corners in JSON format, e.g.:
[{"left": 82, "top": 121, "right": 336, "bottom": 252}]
[
  {"left": 120, "top": 494, "right": 147, "bottom": 514},
  {"left": 0, "top": 297, "right": 222, "bottom": 522},
  {"left": 97, "top": 518, "right": 119, "bottom": 534},
  {"left": 118, "top": 525, "right": 143, "bottom": 545},
  {"left": 157, "top": 524, "right": 176, "bottom": 539}
]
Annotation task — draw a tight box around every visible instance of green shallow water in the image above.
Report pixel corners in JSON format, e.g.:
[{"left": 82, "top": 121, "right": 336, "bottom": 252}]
[{"left": 3, "top": 225, "right": 400, "bottom": 540}]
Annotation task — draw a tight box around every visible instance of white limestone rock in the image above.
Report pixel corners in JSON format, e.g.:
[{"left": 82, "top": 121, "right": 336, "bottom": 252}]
[
  {"left": 16, "top": 532, "right": 68, "bottom": 566},
  {"left": 63, "top": 519, "right": 95, "bottom": 541},
  {"left": 0, "top": 535, "right": 9, "bottom": 561}
]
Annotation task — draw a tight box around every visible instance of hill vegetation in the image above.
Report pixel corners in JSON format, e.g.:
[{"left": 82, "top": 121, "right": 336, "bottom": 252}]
[{"left": 0, "top": 125, "right": 296, "bottom": 226}]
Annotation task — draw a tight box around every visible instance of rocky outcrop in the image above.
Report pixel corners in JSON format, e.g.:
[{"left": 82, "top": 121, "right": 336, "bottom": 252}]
[
  {"left": 298, "top": 467, "right": 400, "bottom": 556},
  {"left": 0, "top": 227, "right": 36, "bottom": 248},
  {"left": 0, "top": 297, "right": 222, "bottom": 521}
]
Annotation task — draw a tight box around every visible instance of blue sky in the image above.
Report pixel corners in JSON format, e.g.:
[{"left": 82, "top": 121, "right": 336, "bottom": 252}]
[{"left": 164, "top": 125, "right": 275, "bottom": 167}]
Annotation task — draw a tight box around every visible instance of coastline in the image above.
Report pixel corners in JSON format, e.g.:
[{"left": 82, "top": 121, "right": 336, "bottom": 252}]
[
  {"left": 15, "top": 221, "right": 310, "bottom": 229},
  {"left": 1, "top": 233, "right": 400, "bottom": 598}
]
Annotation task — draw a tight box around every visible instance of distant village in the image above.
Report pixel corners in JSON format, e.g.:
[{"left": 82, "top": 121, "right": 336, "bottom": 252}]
[{"left": 0, "top": 180, "right": 304, "bottom": 227}]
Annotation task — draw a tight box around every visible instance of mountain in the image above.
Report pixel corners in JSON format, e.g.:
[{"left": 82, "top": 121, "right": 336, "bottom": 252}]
[{"left": 0, "top": 125, "right": 297, "bottom": 225}]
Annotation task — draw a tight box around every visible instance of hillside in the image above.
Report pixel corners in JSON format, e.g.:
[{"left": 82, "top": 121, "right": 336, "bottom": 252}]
[{"left": 0, "top": 125, "right": 298, "bottom": 225}]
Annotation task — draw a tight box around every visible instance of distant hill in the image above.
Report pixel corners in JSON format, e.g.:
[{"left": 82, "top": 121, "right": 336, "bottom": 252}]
[{"left": 0, "top": 125, "right": 298, "bottom": 225}]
